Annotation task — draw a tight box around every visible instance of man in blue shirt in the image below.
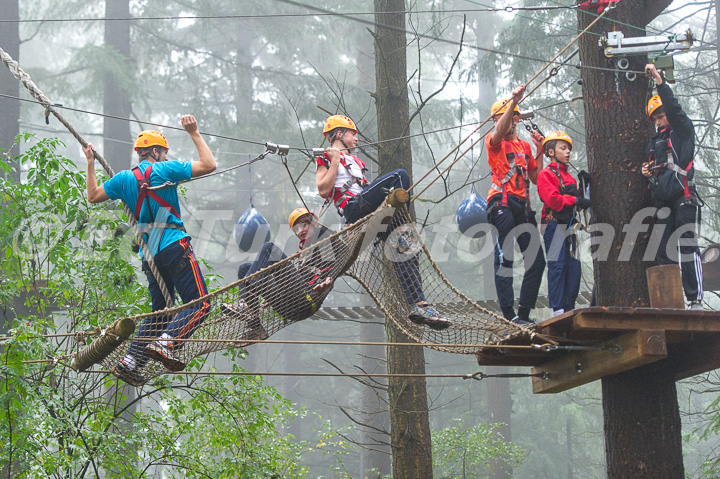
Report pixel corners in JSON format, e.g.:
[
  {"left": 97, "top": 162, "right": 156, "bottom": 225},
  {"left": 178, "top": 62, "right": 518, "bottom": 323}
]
[{"left": 84, "top": 114, "right": 216, "bottom": 386}]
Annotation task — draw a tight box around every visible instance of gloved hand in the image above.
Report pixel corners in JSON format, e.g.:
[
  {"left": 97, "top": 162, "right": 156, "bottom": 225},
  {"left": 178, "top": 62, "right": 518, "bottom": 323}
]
[
  {"left": 577, "top": 170, "right": 591, "bottom": 186},
  {"left": 575, "top": 196, "right": 591, "bottom": 210}
]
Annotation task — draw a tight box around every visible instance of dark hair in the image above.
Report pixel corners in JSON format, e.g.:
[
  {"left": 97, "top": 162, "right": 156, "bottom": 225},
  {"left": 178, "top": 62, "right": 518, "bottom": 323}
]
[
  {"left": 544, "top": 139, "right": 557, "bottom": 155},
  {"left": 136, "top": 145, "right": 167, "bottom": 159},
  {"left": 327, "top": 128, "right": 351, "bottom": 143},
  {"left": 651, "top": 106, "right": 666, "bottom": 118}
]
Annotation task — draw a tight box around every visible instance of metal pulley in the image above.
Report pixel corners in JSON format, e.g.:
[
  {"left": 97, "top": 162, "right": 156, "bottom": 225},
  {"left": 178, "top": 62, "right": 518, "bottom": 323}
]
[
  {"left": 455, "top": 186, "right": 488, "bottom": 239},
  {"left": 233, "top": 201, "right": 272, "bottom": 253}
]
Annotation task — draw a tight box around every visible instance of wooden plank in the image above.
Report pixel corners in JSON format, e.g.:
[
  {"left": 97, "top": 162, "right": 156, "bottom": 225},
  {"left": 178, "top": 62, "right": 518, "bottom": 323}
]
[
  {"left": 670, "top": 335, "right": 720, "bottom": 380},
  {"left": 646, "top": 264, "right": 684, "bottom": 308},
  {"left": 531, "top": 330, "right": 667, "bottom": 394},
  {"left": 337, "top": 307, "right": 361, "bottom": 320},
  {"left": 572, "top": 312, "right": 720, "bottom": 334}
]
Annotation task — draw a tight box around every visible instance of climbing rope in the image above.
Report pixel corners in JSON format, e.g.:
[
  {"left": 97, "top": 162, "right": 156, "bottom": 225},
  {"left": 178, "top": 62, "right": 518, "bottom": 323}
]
[
  {"left": 408, "top": 4, "right": 612, "bottom": 203},
  {"left": 0, "top": 46, "right": 175, "bottom": 307}
]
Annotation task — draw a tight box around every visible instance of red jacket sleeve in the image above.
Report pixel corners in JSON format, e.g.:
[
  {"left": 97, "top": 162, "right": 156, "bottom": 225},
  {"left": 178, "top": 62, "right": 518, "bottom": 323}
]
[{"left": 537, "top": 168, "right": 578, "bottom": 211}]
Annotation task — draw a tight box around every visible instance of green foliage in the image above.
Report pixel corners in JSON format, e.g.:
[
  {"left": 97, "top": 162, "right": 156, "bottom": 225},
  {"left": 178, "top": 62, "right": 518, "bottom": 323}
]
[
  {"left": 0, "top": 135, "right": 350, "bottom": 478},
  {"left": 432, "top": 417, "right": 525, "bottom": 478}
]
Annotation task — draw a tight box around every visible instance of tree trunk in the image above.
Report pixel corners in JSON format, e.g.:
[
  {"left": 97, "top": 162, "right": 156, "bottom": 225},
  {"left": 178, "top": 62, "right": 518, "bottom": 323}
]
[
  {"left": 103, "top": 0, "right": 132, "bottom": 172},
  {"left": 374, "top": 1, "right": 433, "bottom": 477},
  {"left": 578, "top": 1, "right": 682, "bottom": 477},
  {"left": 359, "top": 316, "right": 391, "bottom": 478},
  {"left": 0, "top": 0, "right": 20, "bottom": 181}
]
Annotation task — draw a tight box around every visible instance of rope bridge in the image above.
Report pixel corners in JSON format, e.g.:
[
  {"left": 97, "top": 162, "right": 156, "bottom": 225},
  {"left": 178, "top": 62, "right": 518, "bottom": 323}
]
[{"left": 71, "top": 195, "right": 527, "bottom": 384}]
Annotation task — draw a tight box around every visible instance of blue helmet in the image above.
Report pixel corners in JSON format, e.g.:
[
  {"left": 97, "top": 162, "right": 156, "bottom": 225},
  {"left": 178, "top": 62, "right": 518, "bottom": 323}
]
[
  {"left": 455, "top": 188, "right": 488, "bottom": 239},
  {"left": 233, "top": 203, "right": 271, "bottom": 253}
]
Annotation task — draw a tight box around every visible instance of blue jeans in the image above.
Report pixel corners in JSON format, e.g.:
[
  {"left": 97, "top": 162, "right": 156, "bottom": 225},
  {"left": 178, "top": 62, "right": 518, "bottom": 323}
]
[
  {"left": 543, "top": 220, "right": 581, "bottom": 312},
  {"left": 490, "top": 195, "right": 546, "bottom": 311},
  {"left": 343, "top": 169, "right": 424, "bottom": 304},
  {"left": 128, "top": 238, "right": 209, "bottom": 367}
]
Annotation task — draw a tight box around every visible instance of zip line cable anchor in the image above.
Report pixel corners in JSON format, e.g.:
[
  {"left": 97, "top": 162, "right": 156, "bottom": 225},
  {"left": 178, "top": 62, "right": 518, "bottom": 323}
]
[
  {"left": 600, "top": 30, "right": 694, "bottom": 58},
  {"left": 264, "top": 142, "right": 290, "bottom": 156}
]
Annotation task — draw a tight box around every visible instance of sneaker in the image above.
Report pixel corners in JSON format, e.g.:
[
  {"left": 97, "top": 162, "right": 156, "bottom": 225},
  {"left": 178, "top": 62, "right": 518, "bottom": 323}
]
[
  {"left": 396, "top": 230, "right": 415, "bottom": 254},
  {"left": 112, "top": 361, "right": 147, "bottom": 387},
  {"left": 509, "top": 315, "right": 536, "bottom": 327},
  {"left": 408, "top": 304, "right": 452, "bottom": 331},
  {"left": 688, "top": 301, "right": 703, "bottom": 311},
  {"left": 220, "top": 301, "right": 247, "bottom": 318},
  {"left": 146, "top": 341, "right": 186, "bottom": 372}
]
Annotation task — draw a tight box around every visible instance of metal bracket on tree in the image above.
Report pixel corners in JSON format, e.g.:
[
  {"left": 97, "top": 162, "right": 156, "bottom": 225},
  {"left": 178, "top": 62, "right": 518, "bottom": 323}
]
[{"left": 600, "top": 30, "right": 694, "bottom": 57}]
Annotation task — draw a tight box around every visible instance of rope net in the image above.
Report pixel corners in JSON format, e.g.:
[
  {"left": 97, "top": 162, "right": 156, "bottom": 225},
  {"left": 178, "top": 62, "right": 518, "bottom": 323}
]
[{"left": 84, "top": 197, "right": 525, "bottom": 385}]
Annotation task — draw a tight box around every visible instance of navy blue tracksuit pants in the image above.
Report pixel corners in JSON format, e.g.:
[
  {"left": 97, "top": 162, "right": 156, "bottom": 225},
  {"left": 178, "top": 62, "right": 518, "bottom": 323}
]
[
  {"left": 343, "top": 169, "right": 425, "bottom": 304},
  {"left": 543, "top": 220, "right": 581, "bottom": 312}
]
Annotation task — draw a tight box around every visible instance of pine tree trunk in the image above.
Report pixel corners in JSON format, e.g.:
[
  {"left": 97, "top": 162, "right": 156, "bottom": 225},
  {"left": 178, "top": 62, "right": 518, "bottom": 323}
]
[
  {"left": 374, "top": 1, "right": 433, "bottom": 477},
  {"left": 103, "top": 0, "right": 132, "bottom": 172},
  {"left": 0, "top": 0, "right": 20, "bottom": 181},
  {"left": 578, "top": 2, "right": 682, "bottom": 477}
]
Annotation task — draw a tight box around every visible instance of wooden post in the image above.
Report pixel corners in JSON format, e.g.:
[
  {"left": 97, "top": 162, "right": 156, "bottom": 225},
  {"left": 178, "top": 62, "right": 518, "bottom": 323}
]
[
  {"left": 71, "top": 318, "right": 136, "bottom": 372},
  {"left": 386, "top": 188, "right": 408, "bottom": 208},
  {"left": 646, "top": 264, "right": 684, "bottom": 309}
]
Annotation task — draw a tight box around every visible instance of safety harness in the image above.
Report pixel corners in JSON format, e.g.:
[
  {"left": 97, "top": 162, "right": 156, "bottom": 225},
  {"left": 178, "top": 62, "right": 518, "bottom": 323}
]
[
  {"left": 490, "top": 140, "right": 534, "bottom": 212},
  {"left": 649, "top": 130, "right": 696, "bottom": 202},
  {"left": 132, "top": 164, "right": 186, "bottom": 247},
  {"left": 542, "top": 164, "right": 580, "bottom": 226},
  {"left": 318, "top": 153, "right": 368, "bottom": 215}
]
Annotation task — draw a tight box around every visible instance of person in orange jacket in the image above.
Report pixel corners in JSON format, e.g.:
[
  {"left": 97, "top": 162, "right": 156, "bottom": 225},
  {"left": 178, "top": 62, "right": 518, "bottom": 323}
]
[{"left": 486, "top": 85, "right": 546, "bottom": 325}]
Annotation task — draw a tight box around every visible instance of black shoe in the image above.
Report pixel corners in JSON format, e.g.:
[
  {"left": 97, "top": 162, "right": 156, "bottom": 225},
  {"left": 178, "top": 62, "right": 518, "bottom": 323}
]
[
  {"left": 112, "top": 361, "right": 147, "bottom": 387},
  {"left": 146, "top": 341, "right": 186, "bottom": 372},
  {"left": 509, "top": 315, "right": 535, "bottom": 327},
  {"left": 409, "top": 304, "right": 452, "bottom": 331}
]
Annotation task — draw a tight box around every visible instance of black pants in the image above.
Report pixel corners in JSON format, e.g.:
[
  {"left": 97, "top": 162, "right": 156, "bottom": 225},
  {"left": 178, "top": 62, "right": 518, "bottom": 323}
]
[
  {"left": 653, "top": 196, "right": 703, "bottom": 302},
  {"left": 489, "top": 195, "right": 546, "bottom": 311}
]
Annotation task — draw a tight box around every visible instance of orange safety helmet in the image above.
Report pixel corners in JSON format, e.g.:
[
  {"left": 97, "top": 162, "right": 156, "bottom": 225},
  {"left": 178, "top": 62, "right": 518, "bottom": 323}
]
[
  {"left": 490, "top": 98, "right": 520, "bottom": 117},
  {"left": 134, "top": 130, "right": 169, "bottom": 151},
  {"left": 542, "top": 131, "right": 573, "bottom": 153},
  {"left": 323, "top": 115, "right": 357, "bottom": 138},
  {"left": 646, "top": 95, "right": 663, "bottom": 119},
  {"left": 288, "top": 208, "right": 318, "bottom": 228}
]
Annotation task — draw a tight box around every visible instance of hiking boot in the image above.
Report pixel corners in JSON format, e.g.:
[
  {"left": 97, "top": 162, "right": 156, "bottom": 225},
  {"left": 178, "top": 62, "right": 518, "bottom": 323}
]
[
  {"left": 112, "top": 361, "right": 147, "bottom": 387},
  {"left": 220, "top": 301, "right": 247, "bottom": 318},
  {"left": 408, "top": 304, "right": 452, "bottom": 331},
  {"left": 688, "top": 301, "right": 703, "bottom": 311},
  {"left": 146, "top": 341, "right": 186, "bottom": 372},
  {"left": 509, "top": 315, "right": 536, "bottom": 327}
]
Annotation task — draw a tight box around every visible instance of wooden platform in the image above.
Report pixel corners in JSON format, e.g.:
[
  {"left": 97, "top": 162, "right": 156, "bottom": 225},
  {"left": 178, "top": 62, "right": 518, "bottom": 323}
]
[{"left": 476, "top": 307, "right": 720, "bottom": 394}]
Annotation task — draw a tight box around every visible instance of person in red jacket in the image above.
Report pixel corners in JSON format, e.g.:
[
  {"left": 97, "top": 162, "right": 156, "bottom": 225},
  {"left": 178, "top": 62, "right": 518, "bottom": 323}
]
[
  {"left": 537, "top": 131, "right": 591, "bottom": 316},
  {"left": 486, "top": 85, "right": 546, "bottom": 325}
]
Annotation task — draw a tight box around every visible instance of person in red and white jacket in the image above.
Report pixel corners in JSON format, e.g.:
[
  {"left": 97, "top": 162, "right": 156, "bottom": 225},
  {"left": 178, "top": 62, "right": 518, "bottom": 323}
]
[
  {"left": 315, "top": 114, "right": 450, "bottom": 331},
  {"left": 536, "top": 131, "right": 591, "bottom": 316}
]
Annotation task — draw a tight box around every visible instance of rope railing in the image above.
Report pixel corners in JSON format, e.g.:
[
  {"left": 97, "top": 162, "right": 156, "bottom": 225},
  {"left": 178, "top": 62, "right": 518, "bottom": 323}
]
[{"left": 0, "top": 46, "right": 174, "bottom": 308}]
